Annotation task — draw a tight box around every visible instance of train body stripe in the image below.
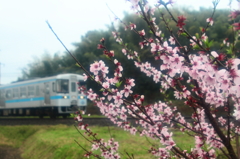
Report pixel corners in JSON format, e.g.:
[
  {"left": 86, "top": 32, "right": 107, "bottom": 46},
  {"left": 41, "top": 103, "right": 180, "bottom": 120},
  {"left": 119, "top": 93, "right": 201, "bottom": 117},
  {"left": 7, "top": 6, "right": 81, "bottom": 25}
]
[
  {"left": 6, "top": 97, "right": 44, "bottom": 103},
  {"left": 5, "top": 96, "right": 69, "bottom": 103},
  {"left": 50, "top": 96, "right": 69, "bottom": 99}
]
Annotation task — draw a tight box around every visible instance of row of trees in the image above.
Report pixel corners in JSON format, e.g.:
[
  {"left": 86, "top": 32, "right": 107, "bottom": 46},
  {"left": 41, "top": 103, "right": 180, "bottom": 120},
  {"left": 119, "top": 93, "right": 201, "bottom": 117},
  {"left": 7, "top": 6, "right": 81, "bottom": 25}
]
[{"left": 19, "top": 7, "right": 236, "bottom": 103}]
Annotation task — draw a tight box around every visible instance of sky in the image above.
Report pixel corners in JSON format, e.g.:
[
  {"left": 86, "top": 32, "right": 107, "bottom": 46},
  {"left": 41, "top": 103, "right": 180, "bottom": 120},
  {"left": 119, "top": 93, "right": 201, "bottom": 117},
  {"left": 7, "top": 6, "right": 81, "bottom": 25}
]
[{"left": 0, "top": 0, "right": 239, "bottom": 84}]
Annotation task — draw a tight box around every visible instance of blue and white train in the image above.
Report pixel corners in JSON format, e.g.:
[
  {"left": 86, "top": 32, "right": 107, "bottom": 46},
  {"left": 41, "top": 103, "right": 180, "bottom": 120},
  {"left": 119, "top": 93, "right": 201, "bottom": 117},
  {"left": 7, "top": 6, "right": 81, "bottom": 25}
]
[{"left": 0, "top": 74, "right": 87, "bottom": 118}]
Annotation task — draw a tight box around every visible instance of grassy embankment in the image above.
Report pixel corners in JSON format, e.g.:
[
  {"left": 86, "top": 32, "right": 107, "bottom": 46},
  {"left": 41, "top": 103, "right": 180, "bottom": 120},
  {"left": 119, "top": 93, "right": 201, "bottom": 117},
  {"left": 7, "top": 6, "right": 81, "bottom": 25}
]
[{"left": 0, "top": 124, "right": 196, "bottom": 159}]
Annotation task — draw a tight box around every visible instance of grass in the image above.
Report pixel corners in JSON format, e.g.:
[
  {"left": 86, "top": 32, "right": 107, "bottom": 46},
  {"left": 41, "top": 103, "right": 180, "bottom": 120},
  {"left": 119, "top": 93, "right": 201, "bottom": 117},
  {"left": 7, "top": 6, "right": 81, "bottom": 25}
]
[
  {"left": 0, "top": 125, "right": 161, "bottom": 159},
  {"left": 0, "top": 124, "right": 230, "bottom": 159}
]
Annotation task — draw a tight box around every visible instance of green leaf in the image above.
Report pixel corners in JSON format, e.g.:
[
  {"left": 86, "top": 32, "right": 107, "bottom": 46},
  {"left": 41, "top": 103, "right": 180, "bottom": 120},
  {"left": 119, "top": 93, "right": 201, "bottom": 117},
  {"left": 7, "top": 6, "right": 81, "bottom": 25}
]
[
  {"left": 75, "top": 63, "right": 81, "bottom": 67},
  {"left": 195, "top": 33, "right": 199, "bottom": 39},
  {"left": 209, "top": 40, "right": 214, "bottom": 47},
  {"left": 70, "top": 113, "right": 75, "bottom": 118},
  {"left": 189, "top": 84, "right": 194, "bottom": 88},
  {"left": 193, "top": 44, "right": 200, "bottom": 50},
  {"left": 99, "top": 88, "right": 105, "bottom": 92},
  {"left": 105, "top": 55, "right": 111, "bottom": 60},
  {"left": 115, "top": 81, "right": 122, "bottom": 88},
  {"left": 90, "top": 75, "right": 95, "bottom": 80},
  {"left": 180, "top": 32, "right": 188, "bottom": 37}
]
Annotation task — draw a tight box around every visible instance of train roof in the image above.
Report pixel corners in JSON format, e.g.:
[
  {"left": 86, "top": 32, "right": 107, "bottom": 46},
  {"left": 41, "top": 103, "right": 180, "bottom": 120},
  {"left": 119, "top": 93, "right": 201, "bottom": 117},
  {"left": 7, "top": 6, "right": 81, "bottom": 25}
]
[{"left": 0, "top": 73, "right": 84, "bottom": 89}]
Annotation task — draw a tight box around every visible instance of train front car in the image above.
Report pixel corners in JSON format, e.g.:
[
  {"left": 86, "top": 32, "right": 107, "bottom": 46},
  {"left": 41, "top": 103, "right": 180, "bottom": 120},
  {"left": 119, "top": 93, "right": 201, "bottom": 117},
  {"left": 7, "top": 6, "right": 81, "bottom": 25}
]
[
  {"left": 0, "top": 73, "right": 87, "bottom": 118},
  {"left": 51, "top": 74, "right": 87, "bottom": 118}
]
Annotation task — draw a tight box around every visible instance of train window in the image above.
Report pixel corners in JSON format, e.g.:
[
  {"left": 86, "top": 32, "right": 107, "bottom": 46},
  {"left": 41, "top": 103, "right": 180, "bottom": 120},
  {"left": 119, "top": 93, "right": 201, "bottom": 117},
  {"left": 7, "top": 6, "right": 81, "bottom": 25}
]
[
  {"left": 56, "top": 79, "right": 69, "bottom": 93},
  {"left": 12, "top": 88, "right": 19, "bottom": 98},
  {"left": 28, "top": 86, "right": 34, "bottom": 97},
  {"left": 0, "top": 89, "right": 4, "bottom": 98},
  {"left": 35, "top": 86, "right": 40, "bottom": 96},
  {"left": 6, "top": 90, "right": 12, "bottom": 99},
  {"left": 52, "top": 82, "right": 56, "bottom": 92},
  {"left": 71, "top": 82, "right": 76, "bottom": 92},
  {"left": 20, "top": 87, "right": 27, "bottom": 98}
]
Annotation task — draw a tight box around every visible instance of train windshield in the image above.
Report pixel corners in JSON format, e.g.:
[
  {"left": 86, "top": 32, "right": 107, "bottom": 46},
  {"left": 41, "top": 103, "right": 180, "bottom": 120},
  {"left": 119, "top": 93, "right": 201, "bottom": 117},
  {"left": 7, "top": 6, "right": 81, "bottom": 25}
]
[{"left": 56, "top": 79, "right": 69, "bottom": 93}]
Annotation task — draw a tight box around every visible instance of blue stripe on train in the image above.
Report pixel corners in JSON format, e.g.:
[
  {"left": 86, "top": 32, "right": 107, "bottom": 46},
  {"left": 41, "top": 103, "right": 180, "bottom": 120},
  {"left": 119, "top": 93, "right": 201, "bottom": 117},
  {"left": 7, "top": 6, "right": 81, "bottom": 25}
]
[
  {"left": 50, "top": 96, "right": 69, "bottom": 99},
  {"left": 5, "top": 95, "right": 69, "bottom": 103}
]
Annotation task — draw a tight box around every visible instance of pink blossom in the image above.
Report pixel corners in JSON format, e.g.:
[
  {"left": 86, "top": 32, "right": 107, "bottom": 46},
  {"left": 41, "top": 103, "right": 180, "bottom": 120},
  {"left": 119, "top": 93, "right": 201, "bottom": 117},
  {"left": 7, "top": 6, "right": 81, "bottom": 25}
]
[
  {"left": 218, "top": 116, "right": 226, "bottom": 126},
  {"left": 169, "top": 53, "right": 184, "bottom": 68},
  {"left": 150, "top": 43, "right": 161, "bottom": 52},
  {"left": 83, "top": 73, "right": 88, "bottom": 81},
  {"left": 87, "top": 91, "right": 98, "bottom": 101},
  {"left": 91, "top": 143, "right": 99, "bottom": 150},
  {"left": 120, "top": 85, "right": 132, "bottom": 97},
  {"left": 138, "top": 29, "right": 145, "bottom": 36},
  {"left": 229, "top": 10, "right": 240, "bottom": 19},
  {"left": 139, "top": 41, "right": 144, "bottom": 49},
  {"left": 113, "top": 92, "right": 123, "bottom": 105},
  {"left": 122, "top": 48, "right": 127, "bottom": 55},
  {"left": 90, "top": 61, "right": 100, "bottom": 75},
  {"left": 125, "top": 78, "right": 135, "bottom": 87},
  {"left": 201, "top": 33, "right": 208, "bottom": 41},
  {"left": 130, "top": 127, "right": 137, "bottom": 135},
  {"left": 206, "top": 17, "right": 214, "bottom": 26},
  {"left": 129, "top": 23, "right": 136, "bottom": 30},
  {"left": 211, "top": 51, "right": 219, "bottom": 58},
  {"left": 168, "top": 36, "right": 175, "bottom": 45},
  {"left": 233, "top": 22, "right": 240, "bottom": 31},
  {"left": 177, "top": 15, "right": 186, "bottom": 28},
  {"left": 102, "top": 82, "right": 110, "bottom": 89},
  {"left": 112, "top": 31, "right": 118, "bottom": 38}
]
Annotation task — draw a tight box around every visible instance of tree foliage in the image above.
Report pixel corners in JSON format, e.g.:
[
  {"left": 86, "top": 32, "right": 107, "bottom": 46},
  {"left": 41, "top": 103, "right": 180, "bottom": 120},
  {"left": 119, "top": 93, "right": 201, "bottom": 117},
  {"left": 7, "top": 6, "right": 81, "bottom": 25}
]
[{"left": 21, "top": 7, "right": 234, "bottom": 103}]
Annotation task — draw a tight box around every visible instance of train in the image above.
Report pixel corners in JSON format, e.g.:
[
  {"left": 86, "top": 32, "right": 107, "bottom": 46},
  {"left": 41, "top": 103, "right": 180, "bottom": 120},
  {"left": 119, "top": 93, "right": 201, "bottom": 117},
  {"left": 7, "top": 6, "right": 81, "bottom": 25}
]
[{"left": 0, "top": 73, "right": 87, "bottom": 118}]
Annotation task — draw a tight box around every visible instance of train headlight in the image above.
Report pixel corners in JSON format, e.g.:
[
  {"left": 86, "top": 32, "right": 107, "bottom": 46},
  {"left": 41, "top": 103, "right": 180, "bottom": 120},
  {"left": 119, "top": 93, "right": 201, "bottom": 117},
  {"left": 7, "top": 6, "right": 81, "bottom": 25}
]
[
  {"left": 62, "top": 96, "right": 68, "bottom": 99},
  {"left": 80, "top": 96, "right": 84, "bottom": 99}
]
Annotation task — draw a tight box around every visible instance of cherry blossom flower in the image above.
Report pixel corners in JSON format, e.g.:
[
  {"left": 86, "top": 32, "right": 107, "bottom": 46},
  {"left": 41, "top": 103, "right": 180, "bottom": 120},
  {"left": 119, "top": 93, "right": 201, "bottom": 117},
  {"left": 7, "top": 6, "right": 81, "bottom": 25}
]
[
  {"left": 90, "top": 61, "right": 100, "bottom": 75},
  {"left": 206, "top": 17, "right": 214, "bottom": 26},
  {"left": 168, "top": 36, "right": 175, "bottom": 45},
  {"left": 150, "top": 43, "right": 161, "bottom": 52},
  {"left": 233, "top": 22, "right": 240, "bottom": 31},
  {"left": 122, "top": 48, "right": 127, "bottom": 55},
  {"left": 229, "top": 10, "right": 240, "bottom": 19},
  {"left": 83, "top": 73, "right": 88, "bottom": 81},
  {"left": 129, "top": 23, "right": 136, "bottom": 30},
  {"left": 201, "top": 33, "right": 208, "bottom": 41},
  {"left": 138, "top": 29, "right": 145, "bottom": 36},
  {"left": 102, "top": 82, "right": 110, "bottom": 89},
  {"left": 211, "top": 51, "right": 219, "bottom": 58},
  {"left": 120, "top": 85, "right": 132, "bottom": 97},
  {"left": 177, "top": 15, "right": 186, "bottom": 28},
  {"left": 113, "top": 92, "right": 123, "bottom": 105}
]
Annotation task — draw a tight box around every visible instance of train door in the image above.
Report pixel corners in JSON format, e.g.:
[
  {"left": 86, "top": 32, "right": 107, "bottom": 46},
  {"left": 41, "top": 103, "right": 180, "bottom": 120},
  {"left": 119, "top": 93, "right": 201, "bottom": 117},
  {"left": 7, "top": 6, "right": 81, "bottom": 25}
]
[
  {"left": 70, "top": 76, "right": 78, "bottom": 107},
  {"left": 0, "top": 89, "right": 5, "bottom": 107},
  {"left": 44, "top": 82, "right": 51, "bottom": 105}
]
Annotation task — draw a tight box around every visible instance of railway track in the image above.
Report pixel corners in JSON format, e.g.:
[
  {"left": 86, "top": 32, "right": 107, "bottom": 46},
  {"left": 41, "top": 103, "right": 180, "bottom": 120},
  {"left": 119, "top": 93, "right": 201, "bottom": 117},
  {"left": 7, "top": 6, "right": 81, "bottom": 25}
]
[{"left": 0, "top": 117, "right": 117, "bottom": 126}]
